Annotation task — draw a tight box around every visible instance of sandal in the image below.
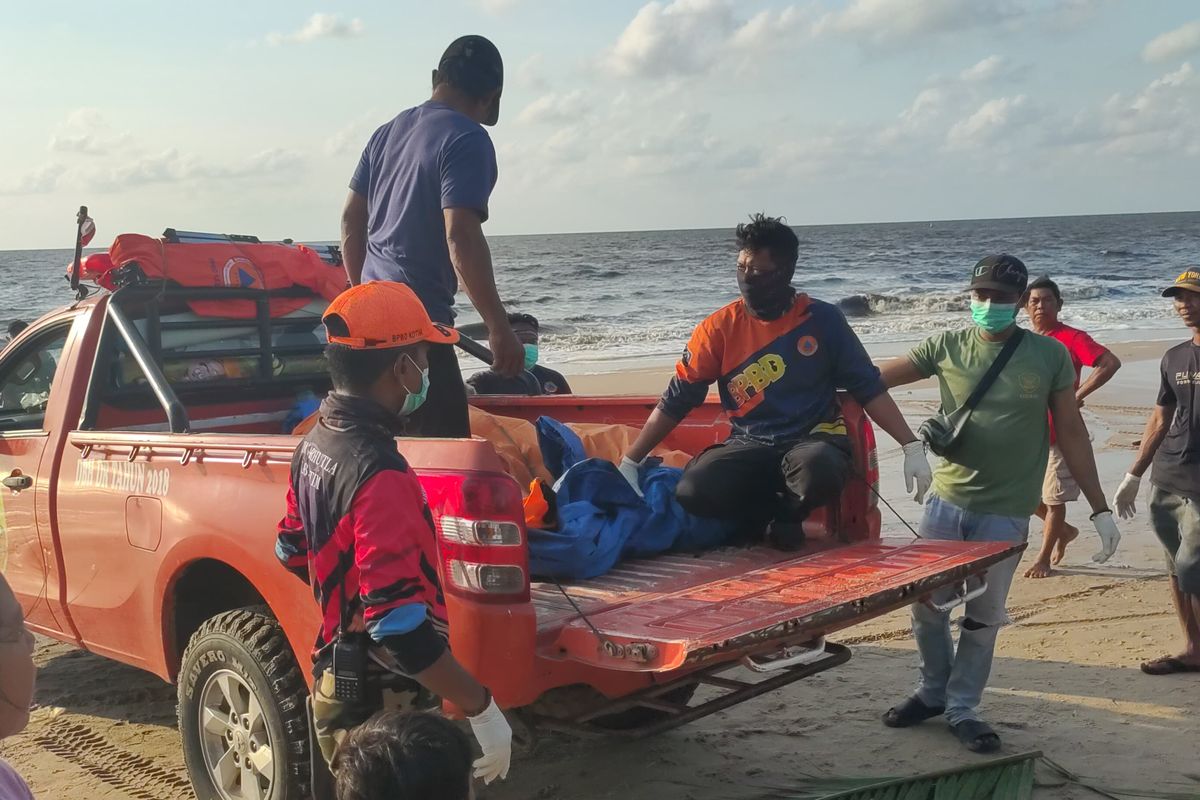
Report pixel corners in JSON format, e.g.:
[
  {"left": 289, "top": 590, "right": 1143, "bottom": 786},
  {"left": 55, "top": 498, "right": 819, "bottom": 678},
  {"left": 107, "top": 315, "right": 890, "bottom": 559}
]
[
  {"left": 950, "top": 719, "right": 1001, "bottom": 753},
  {"left": 1140, "top": 656, "right": 1200, "bottom": 675},
  {"left": 882, "top": 696, "right": 944, "bottom": 728}
]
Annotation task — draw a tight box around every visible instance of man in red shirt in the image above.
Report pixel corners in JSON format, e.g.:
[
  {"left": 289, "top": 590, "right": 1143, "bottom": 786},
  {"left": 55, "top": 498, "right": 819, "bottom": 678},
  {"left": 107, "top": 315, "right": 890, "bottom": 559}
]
[{"left": 1023, "top": 276, "right": 1122, "bottom": 577}]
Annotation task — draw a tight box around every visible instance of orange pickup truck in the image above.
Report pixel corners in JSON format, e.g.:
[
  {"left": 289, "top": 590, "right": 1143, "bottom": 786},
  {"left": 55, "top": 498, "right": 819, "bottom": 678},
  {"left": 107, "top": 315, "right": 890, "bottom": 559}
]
[{"left": 0, "top": 277, "right": 1020, "bottom": 800}]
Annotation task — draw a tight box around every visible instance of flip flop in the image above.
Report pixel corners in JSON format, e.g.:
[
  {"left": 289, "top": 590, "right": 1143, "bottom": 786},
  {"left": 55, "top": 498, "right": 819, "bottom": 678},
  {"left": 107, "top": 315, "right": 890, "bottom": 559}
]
[
  {"left": 950, "top": 719, "right": 1001, "bottom": 753},
  {"left": 1140, "top": 656, "right": 1200, "bottom": 675},
  {"left": 882, "top": 696, "right": 944, "bottom": 728}
]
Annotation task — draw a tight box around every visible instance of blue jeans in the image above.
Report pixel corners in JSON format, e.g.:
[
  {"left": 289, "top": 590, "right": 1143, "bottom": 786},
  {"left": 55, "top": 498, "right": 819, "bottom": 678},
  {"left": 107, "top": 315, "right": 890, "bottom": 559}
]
[{"left": 911, "top": 494, "right": 1028, "bottom": 725}]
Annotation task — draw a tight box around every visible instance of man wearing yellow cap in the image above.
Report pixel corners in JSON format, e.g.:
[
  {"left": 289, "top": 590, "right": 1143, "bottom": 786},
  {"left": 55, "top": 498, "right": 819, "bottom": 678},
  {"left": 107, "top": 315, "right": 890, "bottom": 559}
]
[
  {"left": 276, "top": 282, "right": 512, "bottom": 785},
  {"left": 1114, "top": 270, "right": 1200, "bottom": 675}
]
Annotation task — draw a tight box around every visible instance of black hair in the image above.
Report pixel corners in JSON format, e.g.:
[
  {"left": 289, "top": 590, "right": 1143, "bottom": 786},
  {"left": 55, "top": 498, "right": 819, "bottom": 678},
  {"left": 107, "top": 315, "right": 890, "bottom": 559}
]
[
  {"left": 332, "top": 711, "right": 473, "bottom": 800},
  {"left": 735, "top": 213, "right": 799, "bottom": 272},
  {"left": 6, "top": 321, "right": 27, "bottom": 338},
  {"left": 1027, "top": 275, "right": 1062, "bottom": 304},
  {"left": 507, "top": 312, "right": 538, "bottom": 330},
  {"left": 325, "top": 344, "right": 405, "bottom": 394}
]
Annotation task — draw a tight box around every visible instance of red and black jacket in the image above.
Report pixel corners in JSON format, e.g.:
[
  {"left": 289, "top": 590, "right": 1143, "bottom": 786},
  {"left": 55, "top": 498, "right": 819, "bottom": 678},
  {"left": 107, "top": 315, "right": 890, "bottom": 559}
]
[{"left": 275, "top": 393, "right": 448, "bottom": 675}]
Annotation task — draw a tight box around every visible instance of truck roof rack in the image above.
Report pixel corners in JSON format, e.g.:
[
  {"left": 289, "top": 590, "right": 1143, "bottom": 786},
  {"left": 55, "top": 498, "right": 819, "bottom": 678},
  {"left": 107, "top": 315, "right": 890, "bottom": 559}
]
[{"left": 80, "top": 284, "right": 328, "bottom": 434}]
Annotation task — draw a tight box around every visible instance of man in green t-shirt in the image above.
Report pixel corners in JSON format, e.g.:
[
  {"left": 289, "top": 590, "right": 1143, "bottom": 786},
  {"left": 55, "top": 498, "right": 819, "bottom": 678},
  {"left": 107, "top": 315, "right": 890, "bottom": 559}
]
[{"left": 879, "top": 254, "right": 1122, "bottom": 754}]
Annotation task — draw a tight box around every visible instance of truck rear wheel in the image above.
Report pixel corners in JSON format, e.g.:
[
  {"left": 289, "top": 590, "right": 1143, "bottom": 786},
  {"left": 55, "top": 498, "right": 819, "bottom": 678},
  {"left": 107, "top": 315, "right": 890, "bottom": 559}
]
[{"left": 178, "top": 607, "right": 310, "bottom": 800}]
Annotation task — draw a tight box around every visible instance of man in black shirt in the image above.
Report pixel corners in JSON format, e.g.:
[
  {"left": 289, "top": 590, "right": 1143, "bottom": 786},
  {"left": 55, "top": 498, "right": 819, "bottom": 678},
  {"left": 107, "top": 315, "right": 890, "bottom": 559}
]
[
  {"left": 466, "top": 313, "right": 572, "bottom": 396},
  {"left": 1114, "top": 269, "right": 1200, "bottom": 675}
]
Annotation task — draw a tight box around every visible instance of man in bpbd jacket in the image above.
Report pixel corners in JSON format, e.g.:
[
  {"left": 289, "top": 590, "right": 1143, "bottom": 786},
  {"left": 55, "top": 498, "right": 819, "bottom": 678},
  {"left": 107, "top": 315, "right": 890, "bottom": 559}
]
[{"left": 618, "top": 214, "right": 932, "bottom": 550}]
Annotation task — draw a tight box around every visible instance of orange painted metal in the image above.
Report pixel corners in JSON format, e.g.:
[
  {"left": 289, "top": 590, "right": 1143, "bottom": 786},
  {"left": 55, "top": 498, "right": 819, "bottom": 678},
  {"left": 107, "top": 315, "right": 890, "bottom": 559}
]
[{"left": 4, "top": 297, "right": 1011, "bottom": 718}]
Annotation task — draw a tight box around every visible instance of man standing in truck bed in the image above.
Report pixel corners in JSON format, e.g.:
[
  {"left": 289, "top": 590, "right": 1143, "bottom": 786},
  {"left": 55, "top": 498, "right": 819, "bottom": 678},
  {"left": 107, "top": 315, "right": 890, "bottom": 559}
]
[
  {"left": 275, "top": 282, "right": 511, "bottom": 786},
  {"left": 340, "top": 35, "right": 523, "bottom": 437}
]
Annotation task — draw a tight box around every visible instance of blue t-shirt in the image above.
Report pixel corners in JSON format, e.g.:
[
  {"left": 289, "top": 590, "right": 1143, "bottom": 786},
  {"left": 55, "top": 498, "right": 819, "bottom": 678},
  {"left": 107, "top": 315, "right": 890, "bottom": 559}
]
[
  {"left": 351, "top": 101, "right": 498, "bottom": 324},
  {"left": 658, "top": 295, "right": 885, "bottom": 446}
]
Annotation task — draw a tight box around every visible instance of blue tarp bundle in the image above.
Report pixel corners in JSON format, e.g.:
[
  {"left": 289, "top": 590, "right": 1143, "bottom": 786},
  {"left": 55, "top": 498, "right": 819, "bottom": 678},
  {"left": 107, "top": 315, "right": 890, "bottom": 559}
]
[{"left": 527, "top": 417, "right": 736, "bottom": 579}]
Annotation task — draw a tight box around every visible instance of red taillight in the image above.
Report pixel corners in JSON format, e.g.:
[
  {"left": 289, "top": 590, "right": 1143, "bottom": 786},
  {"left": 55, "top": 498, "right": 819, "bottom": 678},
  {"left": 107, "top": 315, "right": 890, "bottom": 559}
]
[
  {"left": 861, "top": 416, "right": 880, "bottom": 509},
  {"left": 421, "top": 472, "right": 530, "bottom": 603}
]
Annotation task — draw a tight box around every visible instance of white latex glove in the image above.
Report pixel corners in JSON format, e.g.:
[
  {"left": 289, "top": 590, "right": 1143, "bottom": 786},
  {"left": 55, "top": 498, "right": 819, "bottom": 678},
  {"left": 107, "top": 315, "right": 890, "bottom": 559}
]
[
  {"left": 1113, "top": 473, "right": 1141, "bottom": 520},
  {"left": 467, "top": 697, "right": 512, "bottom": 784},
  {"left": 901, "top": 441, "right": 932, "bottom": 504},
  {"left": 1091, "top": 510, "right": 1122, "bottom": 564},
  {"left": 618, "top": 456, "right": 644, "bottom": 497}
]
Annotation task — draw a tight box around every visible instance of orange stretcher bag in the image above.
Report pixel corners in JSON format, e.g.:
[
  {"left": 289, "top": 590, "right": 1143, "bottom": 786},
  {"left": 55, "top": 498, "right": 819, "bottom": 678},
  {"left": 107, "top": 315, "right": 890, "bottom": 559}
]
[{"left": 101, "top": 233, "right": 347, "bottom": 318}]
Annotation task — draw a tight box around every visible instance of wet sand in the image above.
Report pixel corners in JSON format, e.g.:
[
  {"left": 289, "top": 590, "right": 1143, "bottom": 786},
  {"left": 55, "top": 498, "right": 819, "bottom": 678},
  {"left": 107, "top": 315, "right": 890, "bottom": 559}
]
[{"left": 3, "top": 338, "right": 1197, "bottom": 799}]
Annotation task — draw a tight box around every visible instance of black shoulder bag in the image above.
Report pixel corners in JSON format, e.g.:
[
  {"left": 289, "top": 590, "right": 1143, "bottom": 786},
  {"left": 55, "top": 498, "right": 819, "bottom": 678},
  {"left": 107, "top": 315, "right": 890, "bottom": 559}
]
[{"left": 919, "top": 329, "right": 1025, "bottom": 457}]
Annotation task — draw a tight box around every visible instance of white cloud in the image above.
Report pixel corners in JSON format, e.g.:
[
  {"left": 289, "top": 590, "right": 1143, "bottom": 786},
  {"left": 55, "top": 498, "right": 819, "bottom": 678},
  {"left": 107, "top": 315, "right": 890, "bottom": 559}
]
[
  {"left": 607, "top": 0, "right": 806, "bottom": 77},
  {"left": 813, "top": 0, "right": 1098, "bottom": 49},
  {"left": 946, "top": 94, "right": 1031, "bottom": 149},
  {"left": 474, "top": 0, "right": 522, "bottom": 12},
  {"left": 814, "top": 0, "right": 1018, "bottom": 47},
  {"left": 88, "top": 148, "right": 304, "bottom": 191},
  {"left": 1084, "top": 62, "right": 1200, "bottom": 157},
  {"left": 515, "top": 53, "right": 548, "bottom": 91},
  {"left": 1142, "top": 20, "right": 1200, "bottom": 64},
  {"left": 517, "top": 90, "right": 589, "bottom": 125},
  {"left": 324, "top": 113, "right": 382, "bottom": 157},
  {"left": 729, "top": 6, "right": 808, "bottom": 51},
  {"left": 960, "top": 55, "right": 1009, "bottom": 82},
  {"left": 608, "top": 0, "right": 736, "bottom": 77},
  {"left": 0, "top": 163, "right": 66, "bottom": 196},
  {"left": 47, "top": 108, "right": 134, "bottom": 156},
  {"left": 266, "top": 13, "right": 364, "bottom": 46}
]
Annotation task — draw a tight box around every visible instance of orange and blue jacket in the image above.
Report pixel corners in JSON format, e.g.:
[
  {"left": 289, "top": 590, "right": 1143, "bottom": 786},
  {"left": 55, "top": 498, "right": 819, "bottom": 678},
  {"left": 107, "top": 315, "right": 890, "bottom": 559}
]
[{"left": 659, "top": 295, "right": 885, "bottom": 446}]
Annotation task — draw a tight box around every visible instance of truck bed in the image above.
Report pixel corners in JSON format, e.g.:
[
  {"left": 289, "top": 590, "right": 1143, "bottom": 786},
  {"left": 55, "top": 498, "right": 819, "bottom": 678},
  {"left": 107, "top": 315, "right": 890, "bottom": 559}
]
[{"left": 531, "top": 537, "right": 1021, "bottom": 672}]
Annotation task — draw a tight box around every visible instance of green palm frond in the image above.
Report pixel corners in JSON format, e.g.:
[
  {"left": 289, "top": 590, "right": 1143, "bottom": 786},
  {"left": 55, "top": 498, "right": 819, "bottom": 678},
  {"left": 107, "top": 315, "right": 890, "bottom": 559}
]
[
  {"left": 749, "top": 752, "right": 1038, "bottom": 800},
  {"left": 747, "top": 752, "right": 1200, "bottom": 800}
]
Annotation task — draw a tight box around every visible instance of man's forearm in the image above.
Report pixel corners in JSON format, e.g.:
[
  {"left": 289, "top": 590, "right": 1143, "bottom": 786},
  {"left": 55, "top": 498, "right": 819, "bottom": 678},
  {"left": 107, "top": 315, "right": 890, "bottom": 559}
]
[
  {"left": 341, "top": 228, "right": 366, "bottom": 285},
  {"left": 414, "top": 649, "right": 489, "bottom": 716},
  {"left": 1076, "top": 354, "right": 1121, "bottom": 403},
  {"left": 448, "top": 228, "right": 507, "bottom": 327},
  {"left": 626, "top": 408, "right": 683, "bottom": 463},
  {"left": 1130, "top": 408, "right": 1171, "bottom": 476},
  {"left": 1054, "top": 416, "right": 1107, "bottom": 512},
  {"left": 863, "top": 393, "right": 919, "bottom": 445}
]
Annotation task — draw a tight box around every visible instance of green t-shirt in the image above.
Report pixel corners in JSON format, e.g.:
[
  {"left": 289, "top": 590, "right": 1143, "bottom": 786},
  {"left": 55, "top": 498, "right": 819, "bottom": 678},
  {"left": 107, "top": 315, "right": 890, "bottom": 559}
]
[{"left": 908, "top": 327, "right": 1074, "bottom": 517}]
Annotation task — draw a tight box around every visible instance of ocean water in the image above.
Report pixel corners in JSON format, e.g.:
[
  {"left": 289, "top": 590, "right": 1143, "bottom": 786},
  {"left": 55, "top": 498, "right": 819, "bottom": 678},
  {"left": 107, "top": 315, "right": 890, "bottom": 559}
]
[{"left": 2, "top": 212, "right": 1196, "bottom": 368}]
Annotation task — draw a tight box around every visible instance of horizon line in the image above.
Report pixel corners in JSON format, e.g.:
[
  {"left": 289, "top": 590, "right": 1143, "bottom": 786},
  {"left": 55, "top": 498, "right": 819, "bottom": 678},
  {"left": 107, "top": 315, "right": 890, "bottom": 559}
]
[{"left": 4, "top": 207, "right": 1197, "bottom": 252}]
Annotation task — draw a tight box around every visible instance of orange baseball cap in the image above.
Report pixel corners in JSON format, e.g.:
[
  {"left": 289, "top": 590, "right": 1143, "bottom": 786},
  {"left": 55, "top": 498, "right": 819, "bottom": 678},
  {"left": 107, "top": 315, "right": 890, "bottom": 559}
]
[{"left": 323, "top": 281, "right": 459, "bottom": 350}]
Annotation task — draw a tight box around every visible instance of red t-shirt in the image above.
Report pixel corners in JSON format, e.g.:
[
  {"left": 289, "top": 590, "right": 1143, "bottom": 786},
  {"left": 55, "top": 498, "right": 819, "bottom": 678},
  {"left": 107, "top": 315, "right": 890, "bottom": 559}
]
[{"left": 1043, "top": 322, "right": 1109, "bottom": 443}]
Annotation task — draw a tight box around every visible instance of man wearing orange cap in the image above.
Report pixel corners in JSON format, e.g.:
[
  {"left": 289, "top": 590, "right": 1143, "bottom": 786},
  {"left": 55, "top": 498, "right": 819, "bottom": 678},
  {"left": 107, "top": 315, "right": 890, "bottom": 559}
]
[{"left": 276, "top": 282, "right": 512, "bottom": 785}]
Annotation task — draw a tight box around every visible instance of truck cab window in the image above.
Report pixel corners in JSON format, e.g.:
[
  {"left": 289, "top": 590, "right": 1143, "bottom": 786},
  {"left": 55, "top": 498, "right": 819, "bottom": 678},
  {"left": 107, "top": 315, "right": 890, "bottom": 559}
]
[{"left": 0, "top": 325, "right": 69, "bottom": 432}]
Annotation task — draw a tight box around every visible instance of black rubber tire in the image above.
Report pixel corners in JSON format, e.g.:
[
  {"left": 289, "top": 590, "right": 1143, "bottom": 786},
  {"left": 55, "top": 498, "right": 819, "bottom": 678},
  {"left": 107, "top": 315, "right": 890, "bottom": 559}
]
[
  {"left": 529, "top": 684, "right": 698, "bottom": 731},
  {"left": 178, "top": 606, "right": 311, "bottom": 800}
]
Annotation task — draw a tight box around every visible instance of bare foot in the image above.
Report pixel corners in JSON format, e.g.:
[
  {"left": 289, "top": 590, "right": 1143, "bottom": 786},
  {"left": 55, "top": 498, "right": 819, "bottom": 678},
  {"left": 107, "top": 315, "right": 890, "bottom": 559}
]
[
  {"left": 1024, "top": 560, "right": 1054, "bottom": 579},
  {"left": 1051, "top": 524, "right": 1079, "bottom": 565}
]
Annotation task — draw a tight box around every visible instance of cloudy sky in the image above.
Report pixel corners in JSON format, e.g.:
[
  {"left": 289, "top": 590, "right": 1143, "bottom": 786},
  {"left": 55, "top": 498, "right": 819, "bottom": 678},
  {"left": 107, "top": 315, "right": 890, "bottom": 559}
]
[{"left": 2, "top": 0, "right": 1198, "bottom": 249}]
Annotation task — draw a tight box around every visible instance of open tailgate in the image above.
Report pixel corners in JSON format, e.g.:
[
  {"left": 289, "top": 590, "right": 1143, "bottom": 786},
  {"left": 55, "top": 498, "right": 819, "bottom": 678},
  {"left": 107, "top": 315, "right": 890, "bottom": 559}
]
[{"left": 534, "top": 538, "right": 1022, "bottom": 672}]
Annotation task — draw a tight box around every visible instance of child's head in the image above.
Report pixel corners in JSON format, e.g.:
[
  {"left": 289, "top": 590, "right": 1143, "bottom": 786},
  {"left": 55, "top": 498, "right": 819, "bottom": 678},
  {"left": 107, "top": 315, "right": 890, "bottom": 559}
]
[{"left": 333, "top": 710, "right": 474, "bottom": 800}]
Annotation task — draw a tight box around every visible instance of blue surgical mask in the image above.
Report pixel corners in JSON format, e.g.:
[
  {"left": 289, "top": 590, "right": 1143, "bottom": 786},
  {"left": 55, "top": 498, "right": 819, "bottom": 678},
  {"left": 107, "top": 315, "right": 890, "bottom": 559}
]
[
  {"left": 523, "top": 344, "right": 539, "bottom": 370},
  {"left": 399, "top": 354, "right": 429, "bottom": 416},
  {"left": 970, "top": 299, "right": 1017, "bottom": 334}
]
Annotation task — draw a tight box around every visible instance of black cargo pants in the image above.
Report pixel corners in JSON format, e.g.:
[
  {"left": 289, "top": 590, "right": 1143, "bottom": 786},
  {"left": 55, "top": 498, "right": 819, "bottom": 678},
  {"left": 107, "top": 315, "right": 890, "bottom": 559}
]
[{"left": 675, "top": 437, "right": 852, "bottom": 542}]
